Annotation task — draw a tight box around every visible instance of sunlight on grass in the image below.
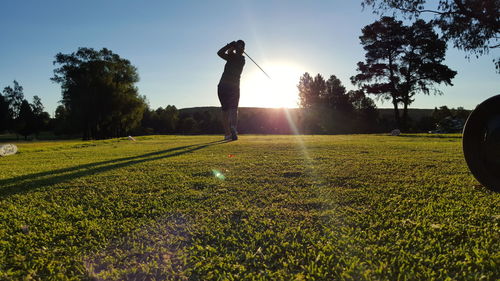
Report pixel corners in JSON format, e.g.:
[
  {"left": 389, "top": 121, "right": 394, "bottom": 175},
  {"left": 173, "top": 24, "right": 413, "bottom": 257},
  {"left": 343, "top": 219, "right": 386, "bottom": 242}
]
[{"left": 0, "top": 135, "right": 498, "bottom": 280}]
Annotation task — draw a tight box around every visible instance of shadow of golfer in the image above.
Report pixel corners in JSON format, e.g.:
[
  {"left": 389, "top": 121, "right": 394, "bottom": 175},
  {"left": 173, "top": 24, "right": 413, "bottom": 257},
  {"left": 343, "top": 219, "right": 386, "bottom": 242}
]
[{"left": 0, "top": 140, "right": 227, "bottom": 198}]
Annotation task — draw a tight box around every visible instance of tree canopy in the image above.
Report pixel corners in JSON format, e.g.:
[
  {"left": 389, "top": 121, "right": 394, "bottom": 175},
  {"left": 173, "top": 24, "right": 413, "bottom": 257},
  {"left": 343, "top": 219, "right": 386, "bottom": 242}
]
[
  {"left": 2, "top": 80, "right": 24, "bottom": 120},
  {"left": 0, "top": 81, "right": 48, "bottom": 138},
  {"left": 52, "top": 47, "right": 146, "bottom": 139},
  {"left": 298, "top": 73, "right": 316, "bottom": 108},
  {"left": 325, "top": 75, "right": 353, "bottom": 113},
  {"left": 362, "top": 0, "right": 500, "bottom": 71},
  {"left": 351, "top": 17, "right": 456, "bottom": 129}
]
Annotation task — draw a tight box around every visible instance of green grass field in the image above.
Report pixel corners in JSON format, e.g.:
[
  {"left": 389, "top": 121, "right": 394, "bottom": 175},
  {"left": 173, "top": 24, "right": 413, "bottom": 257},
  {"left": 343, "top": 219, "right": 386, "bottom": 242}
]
[{"left": 0, "top": 135, "right": 498, "bottom": 280}]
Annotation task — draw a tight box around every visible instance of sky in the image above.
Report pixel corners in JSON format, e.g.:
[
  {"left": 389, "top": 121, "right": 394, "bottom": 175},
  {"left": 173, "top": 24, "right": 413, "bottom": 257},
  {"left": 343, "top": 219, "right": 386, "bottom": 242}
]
[{"left": 0, "top": 0, "right": 498, "bottom": 116}]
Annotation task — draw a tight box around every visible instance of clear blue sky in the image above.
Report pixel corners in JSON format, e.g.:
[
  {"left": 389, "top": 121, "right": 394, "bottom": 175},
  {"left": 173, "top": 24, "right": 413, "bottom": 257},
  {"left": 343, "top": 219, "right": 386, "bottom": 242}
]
[{"left": 0, "top": 0, "right": 498, "bottom": 116}]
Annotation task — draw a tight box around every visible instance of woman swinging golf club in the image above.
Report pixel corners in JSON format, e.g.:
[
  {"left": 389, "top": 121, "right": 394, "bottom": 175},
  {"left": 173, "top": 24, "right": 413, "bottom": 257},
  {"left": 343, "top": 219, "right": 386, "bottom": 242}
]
[{"left": 217, "top": 40, "right": 245, "bottom": 141}]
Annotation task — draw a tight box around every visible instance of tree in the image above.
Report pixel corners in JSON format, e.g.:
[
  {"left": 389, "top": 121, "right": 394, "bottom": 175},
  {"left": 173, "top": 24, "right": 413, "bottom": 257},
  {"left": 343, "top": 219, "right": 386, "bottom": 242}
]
[
  {"left": 3, "top": 81, "right": 26, "bottom": 137},
  {"left": 298, "top": 73, "right": 328, "bottom": 109},
  {"left": 362, "top": 0, "right": 500, "bottom": 71},
  {"left": 297, "top": 72, "right": 315, "bottom": 108},
  {"left": 348, "top": 90, "right": 379, "bottom": 132},
  {"left": 432, "top": 105, "right": 470, "bottom": 122},
  {"left": 17, "top": 100, "right": 36, "bottom": 140},
  {"left": 298, "top": 73, "right": 331, "bottom": 133},
  {"left": 450, "top": 106, "right": 469, "bottom": 120},
  {"left": 311, "top": 74, "right": 327, "bottom": 107},
  {"left": 349, "top": 90, "right": 378, "bottom": 116},
  {"left": 351, "top": 17, "right": 406, "bottom": 127},
  {"left": 159, "top": 105, "right": 179, "bottom": 133},
  {"left": 193, "top": 110, "right": 220, "bottom": 134},
  {"left": 2, "top": 80, "right": 24, "bottom": 120},
  {"left": 178, "top": 116, "right": 198, "bottom": 134},
  {"left": 399, "top": 19, "right": 457, "bottom": 122},
  {"left": 31, "top": 95, "right": 44, "bottom": 116},
  {"left": 53, "top": 105, "right": 74, "bottom": 135},
  {"left": 140, "top": 105, "right": 180, "bottom": 134},
  {"left": 30, "top": 95, "right": 49, "bottom": 136},
  {"left": 0, "top": 94, "right": 9, "bottom": 132},
  {"left": 351, "top": 17, "right": 456, "bottom": 129},
  {"left": 433, "top": 105, "right": 453, "bottom": 122},
  {"left": 52, "top": 47, "right": 146, "bottom": 139},
  {"left": 140, "top": 107, "right": 158, "bottom": 134},
  {"left": 324, "top": 75, "right": 353, "bottom": 112}
]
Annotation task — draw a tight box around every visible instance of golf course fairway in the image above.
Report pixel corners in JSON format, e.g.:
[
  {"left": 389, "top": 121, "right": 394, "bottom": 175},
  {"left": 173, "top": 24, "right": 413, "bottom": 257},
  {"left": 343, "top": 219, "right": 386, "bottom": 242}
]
[{"left": 0, "top": 135, "right": 498, "bottom": 280}]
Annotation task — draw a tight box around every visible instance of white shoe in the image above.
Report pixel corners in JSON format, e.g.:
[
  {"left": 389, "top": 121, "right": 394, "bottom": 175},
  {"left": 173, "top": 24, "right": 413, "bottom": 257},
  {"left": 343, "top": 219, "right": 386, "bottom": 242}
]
[{"left": 224, "top": 135, "right": 231, "bottom": 141}]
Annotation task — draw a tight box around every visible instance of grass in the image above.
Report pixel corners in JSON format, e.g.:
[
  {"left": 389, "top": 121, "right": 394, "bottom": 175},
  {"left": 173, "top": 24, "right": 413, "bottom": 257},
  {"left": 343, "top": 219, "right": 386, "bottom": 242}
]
[{"left": 0, "top": 134, "right": 498, "bottom": 280}]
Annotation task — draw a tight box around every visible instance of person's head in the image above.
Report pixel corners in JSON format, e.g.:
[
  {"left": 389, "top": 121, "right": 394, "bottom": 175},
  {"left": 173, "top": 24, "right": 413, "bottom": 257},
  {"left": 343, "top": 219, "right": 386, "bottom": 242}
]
[{"left": 234, "top": 40, "right": 245, "bottom": 55}]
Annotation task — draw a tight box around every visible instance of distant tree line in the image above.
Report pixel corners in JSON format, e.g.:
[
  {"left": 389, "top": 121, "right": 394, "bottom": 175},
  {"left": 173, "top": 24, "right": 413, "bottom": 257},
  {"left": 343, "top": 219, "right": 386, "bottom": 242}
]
[
  {"left": 379, "top": 106, "right": 470, "bottom": 133},
  {"left": 297, "top": 73, "right": 379, "bottom": 133},
  {"left": 0, "top": 81, "right": 468, "bottom": 139},
  {"left": 0, "top": 81, "right": 51, "bottom": 140}
]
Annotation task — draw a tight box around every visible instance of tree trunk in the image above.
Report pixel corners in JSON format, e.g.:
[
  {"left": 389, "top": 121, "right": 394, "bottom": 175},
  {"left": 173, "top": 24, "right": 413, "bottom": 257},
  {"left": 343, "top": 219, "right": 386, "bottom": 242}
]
[
  {"left": 393, "top": 100, "right": 400, "bottom": 128},
  {"left": 401, "top": 76, "right": 411, "bottom": 131},
  {"left": 388, "top": 55, "right": 400, "bottom": 129},
  {"left": 402, "top": 100, "right": 409, "bottom": 131}
]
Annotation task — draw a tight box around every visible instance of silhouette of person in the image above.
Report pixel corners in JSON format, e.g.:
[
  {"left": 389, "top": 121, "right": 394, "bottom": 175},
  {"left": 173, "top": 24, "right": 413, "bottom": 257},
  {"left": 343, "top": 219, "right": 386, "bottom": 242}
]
[{"left": 217, "top": 40, "right": 245, "bottom": 141}]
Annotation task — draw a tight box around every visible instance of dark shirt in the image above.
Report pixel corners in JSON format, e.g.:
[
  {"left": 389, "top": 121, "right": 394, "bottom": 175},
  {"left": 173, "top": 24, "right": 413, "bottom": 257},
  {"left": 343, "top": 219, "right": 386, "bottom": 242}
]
[{"left": 219, "top": 53, "right": 245, "bottom": 86}]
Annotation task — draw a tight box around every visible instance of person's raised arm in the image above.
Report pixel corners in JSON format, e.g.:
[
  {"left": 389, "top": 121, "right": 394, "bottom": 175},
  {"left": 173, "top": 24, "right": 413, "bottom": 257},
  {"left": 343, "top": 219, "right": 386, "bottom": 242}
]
[{"left": 217, "top": 41, "right": 235, "bottom": 60}]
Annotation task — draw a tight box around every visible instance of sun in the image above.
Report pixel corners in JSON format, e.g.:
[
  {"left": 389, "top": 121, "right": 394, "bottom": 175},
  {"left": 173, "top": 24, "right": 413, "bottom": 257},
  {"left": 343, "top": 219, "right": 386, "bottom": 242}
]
[{"left": 240, "top": 62, "right": 304, "bottom": 108}]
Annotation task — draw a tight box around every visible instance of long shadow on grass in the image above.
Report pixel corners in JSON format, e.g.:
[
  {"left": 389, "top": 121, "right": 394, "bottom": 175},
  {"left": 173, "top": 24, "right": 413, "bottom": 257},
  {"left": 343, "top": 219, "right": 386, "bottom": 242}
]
[{"left": 0, "top": 140, "right": 226, "bottom": 197}]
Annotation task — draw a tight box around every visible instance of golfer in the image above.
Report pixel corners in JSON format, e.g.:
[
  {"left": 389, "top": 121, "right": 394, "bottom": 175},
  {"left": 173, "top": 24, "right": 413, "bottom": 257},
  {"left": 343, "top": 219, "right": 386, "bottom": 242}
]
[{"left": 217, "top": 40, "right": 245, "bottom": 141}]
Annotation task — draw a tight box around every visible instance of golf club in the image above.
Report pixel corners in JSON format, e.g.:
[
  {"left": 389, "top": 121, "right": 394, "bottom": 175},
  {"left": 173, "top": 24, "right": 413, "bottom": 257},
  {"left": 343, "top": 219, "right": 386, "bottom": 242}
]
[{"left": 243, "top": 51, "right": 272, "bottom": 80}]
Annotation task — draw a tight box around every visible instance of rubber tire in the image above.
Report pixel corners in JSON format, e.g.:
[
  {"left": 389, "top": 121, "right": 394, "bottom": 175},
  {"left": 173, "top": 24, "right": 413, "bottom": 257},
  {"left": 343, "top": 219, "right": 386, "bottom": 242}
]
[{"left": 462, "top": 94, "right": 500, "bottom": 192}]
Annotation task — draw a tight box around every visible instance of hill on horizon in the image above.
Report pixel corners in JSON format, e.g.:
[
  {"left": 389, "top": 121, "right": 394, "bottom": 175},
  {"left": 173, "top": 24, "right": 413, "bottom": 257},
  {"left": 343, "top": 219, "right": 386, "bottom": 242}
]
[{"left": 179, "top": 106, "right": 440, "bottom": 121}]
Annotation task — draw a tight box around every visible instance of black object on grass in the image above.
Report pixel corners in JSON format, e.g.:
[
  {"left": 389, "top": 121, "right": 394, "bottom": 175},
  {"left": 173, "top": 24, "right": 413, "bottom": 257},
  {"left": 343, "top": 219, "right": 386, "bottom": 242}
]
[{"left": 463, "top": 94, "right": 500, "bottom": 192}]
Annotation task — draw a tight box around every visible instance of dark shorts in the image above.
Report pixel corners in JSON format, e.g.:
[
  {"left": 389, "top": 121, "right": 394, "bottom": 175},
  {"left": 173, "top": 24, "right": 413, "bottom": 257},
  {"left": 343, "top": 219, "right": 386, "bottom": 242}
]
[{"left": 218, "top": 82, "right": 240, "bottom": 111}]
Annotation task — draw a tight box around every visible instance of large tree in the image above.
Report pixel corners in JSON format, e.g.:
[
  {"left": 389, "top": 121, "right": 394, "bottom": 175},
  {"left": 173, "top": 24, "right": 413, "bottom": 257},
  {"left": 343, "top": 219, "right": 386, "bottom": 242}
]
[
  {"left": 399, "top": 19, "right": 457, "bottom": 122},
  {"left": 52, "top": 48, "right": 146, "bottom": 139},
  {"left": 351, "top": 17, "right": 406, "bottom": 126},
  {"left": 362, "top": 0, "right": 500, "bottom": 71},
  {"left": 351, "top": 17, "right": 456, "bottom": 128}
]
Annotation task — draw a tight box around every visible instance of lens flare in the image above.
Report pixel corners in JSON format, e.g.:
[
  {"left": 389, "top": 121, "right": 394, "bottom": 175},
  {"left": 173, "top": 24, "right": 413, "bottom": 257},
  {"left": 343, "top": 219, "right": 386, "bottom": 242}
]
[
  {"left": 283, "top": 108, "right": 317, "bottom": 183},
  {"left": 212, "top": 169, "right": 226, "bottom": 180}
]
